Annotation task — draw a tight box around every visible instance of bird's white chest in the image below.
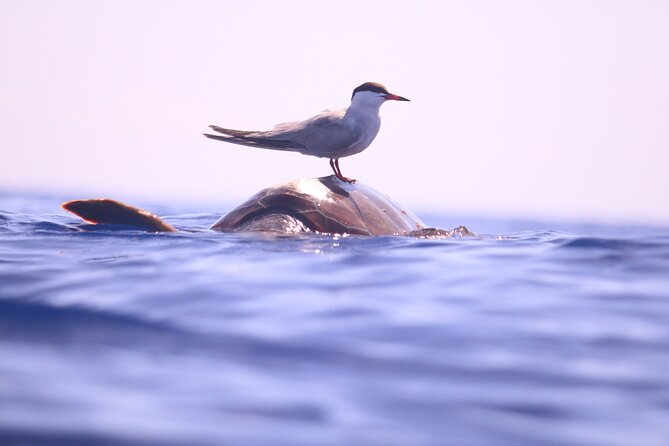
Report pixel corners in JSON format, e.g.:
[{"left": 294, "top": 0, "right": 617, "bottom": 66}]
[{"left": 344, "top": 111, "right": 381, "bottom": 156}]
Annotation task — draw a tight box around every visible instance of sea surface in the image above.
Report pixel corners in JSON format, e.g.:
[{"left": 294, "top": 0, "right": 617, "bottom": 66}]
[{"left": 1, "top": 192, "right": 668, "bottom": 446}]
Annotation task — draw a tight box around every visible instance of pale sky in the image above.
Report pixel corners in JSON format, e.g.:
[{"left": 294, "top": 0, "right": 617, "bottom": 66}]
[{"left": 1, "top": 0, "right": 668, "bottom": 225}]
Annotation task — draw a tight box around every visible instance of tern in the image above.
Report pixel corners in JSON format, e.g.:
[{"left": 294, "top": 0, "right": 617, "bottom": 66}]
[{"left": 203, "top": 82, "right": 409, "bottom": 183}]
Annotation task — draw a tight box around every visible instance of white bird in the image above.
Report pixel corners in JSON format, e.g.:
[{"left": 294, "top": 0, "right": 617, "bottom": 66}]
[{"left": 204, "top": 82, "right": 410, "bottom": 183}]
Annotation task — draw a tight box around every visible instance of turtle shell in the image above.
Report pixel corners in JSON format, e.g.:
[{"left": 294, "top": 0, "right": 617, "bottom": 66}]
[{"left": 211, "top": 175, "right": 425, "bottom": 236}]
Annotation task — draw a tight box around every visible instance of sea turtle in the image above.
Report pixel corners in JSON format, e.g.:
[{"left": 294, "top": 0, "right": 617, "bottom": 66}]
[{"left": 62, "top": 176, "right": 471, "bottom": 238}]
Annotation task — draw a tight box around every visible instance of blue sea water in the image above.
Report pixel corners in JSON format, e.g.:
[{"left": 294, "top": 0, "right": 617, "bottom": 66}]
[{"left": 1, "top": 192, "right": 669, "bottom": 446}]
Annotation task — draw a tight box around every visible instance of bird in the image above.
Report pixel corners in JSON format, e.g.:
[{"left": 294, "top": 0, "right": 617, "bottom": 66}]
[{"left": 203, "top": 82, "right": 410, "bottom": 183}]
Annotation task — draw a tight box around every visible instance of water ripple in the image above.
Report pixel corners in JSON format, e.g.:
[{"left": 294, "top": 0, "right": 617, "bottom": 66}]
[{"left": 1, "top": 197, "right": 669, "bottom": 446}]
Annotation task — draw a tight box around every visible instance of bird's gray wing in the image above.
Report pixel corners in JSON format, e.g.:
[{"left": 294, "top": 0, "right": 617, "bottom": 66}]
[
  {"left": 205, "top": 109, "right": 361, "bottom": 158},
  {"left": 271, "top": 113, "right": 363, "bottom": 158}
]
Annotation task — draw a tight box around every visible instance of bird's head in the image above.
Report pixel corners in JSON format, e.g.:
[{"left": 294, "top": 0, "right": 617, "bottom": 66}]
[{"left": 350, "top": 82, "right": 410, "bottom": 107}]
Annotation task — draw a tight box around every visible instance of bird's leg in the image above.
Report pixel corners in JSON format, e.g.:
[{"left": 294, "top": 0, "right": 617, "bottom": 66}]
[
  {"left": 329, "top": 159, "right": 338, "bottom": 178},
  {"left": 333, "top": 159, "right": 356, "bottom": 183},
  {"left": 329, "top": 158, "right": 355, "bottom": 183}
]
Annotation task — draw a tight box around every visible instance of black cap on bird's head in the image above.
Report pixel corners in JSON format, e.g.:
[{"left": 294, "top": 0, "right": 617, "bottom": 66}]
[{"left": 351, "top": 82, "right": 410, "bottom": 102}]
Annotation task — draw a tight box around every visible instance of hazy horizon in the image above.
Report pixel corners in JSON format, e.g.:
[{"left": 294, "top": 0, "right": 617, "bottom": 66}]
[{"left": 2, "top": 1, "right": 667, "bottom": 226}]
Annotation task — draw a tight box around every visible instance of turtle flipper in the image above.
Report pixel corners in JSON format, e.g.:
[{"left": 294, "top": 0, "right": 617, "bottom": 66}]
[{"left": 61, "top": 199, "right": 177, "bottom": 233}]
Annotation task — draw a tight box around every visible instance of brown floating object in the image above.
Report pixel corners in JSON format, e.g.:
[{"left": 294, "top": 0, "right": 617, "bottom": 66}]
[
  {"left": 61, "top": 176, "right": 471, "bottom": 237},
  {"left": 61, "top": 199, "right": 177, "bottom": 233},
  {"left": 211, "top": 175, "right": 425, "bottom": 236}
]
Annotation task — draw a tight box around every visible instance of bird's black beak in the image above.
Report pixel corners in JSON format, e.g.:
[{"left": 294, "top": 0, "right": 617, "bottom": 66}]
[{"left": 384, "top": 93, "right": 410, "bottom": 102}]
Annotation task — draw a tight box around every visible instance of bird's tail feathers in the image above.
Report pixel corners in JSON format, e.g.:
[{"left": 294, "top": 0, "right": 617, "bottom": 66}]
[
  {"left": 209, "top": 125, "right": 260, "bottom": 138},
  {"left": 204, "top": 125, "right": 305, "bottom": 152}
]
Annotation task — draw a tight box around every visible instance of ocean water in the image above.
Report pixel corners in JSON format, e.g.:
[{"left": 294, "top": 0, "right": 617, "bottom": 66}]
[{"left": 1, "top": 192, "right": 669, "bottom": 446}]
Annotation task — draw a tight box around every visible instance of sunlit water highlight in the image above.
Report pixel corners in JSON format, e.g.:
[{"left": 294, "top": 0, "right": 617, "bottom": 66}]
[{"left": 1, "top": 193, "right": 668, "bottom": 446}]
